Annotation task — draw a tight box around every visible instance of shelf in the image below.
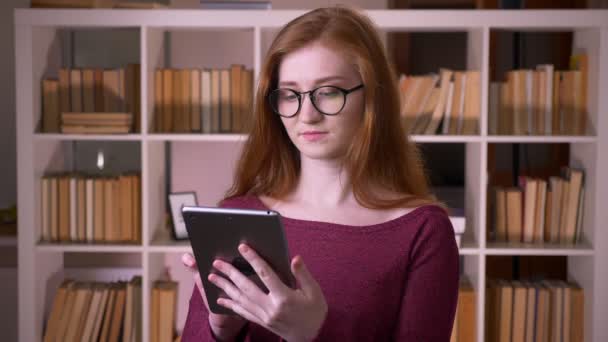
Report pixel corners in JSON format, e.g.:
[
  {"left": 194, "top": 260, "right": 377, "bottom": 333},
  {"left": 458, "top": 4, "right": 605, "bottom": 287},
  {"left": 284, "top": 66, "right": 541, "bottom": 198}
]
[
  {"left": 149, "top": 134, "right": 481, "bottom": 143},
  {"left": 486, "top": 135, "right": 597, "bottom": 143},
  {"left": 34, "top": 133, "right": 143, "bottom": 141},
  {"left": 411, "top": 135, "right": 482, "bottom": 143},
  {"left": 146, "top": 134, "right": 247, "bottom": 142},
  {"left": 485, "top": 241, "right": 594, "bottom": 256},
  {"left": 458, "top": 238, "right": 479, "bottom": 255},
  {"left": 29, "top": 133, "right": 600, "bottom": 144},
  {"left": 14, "top": 9, "right": 608, "bottom": 30},
  {"left": 36, "top": 242, "right": 143, "bottom": 253}
]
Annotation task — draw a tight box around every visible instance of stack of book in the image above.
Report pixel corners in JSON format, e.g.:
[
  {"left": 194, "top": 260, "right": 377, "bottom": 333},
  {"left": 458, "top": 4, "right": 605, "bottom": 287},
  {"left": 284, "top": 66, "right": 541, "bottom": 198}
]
[
  {"left": 61, "top": 112, "right": 133, "bottom": 134},
  {"left": 398, "top": 69, "right": 481, "bottom": 135},
  {"left": 493, "top": 167, "right": 584, "bottom": 245},
  {"left": 450, "top": 277, "right": 476, "bottom": 342},
  {"left": 150, "top": 280, "right": 178, "bottom": 342},
  {"left": 43, "top": 276, "right": 142, "bottom": 342},
  {"left": 153, "top": 65, "right": 254, "bottom": 134},
  {"left": 486, "top": 279, "right": 584, "bottom": 342},
  {"left": 41, "top": 64, "right": 141, "bottom": 134},
  {"left": 40, "top": 173, "right": 141, "bottom": 244},
  {"left": 489, "top": 53, "right": 588, "bottom": 136}
]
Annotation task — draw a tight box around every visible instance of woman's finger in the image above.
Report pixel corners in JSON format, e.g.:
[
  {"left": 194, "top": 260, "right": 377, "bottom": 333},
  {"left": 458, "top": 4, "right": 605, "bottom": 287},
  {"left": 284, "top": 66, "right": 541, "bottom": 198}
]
[
  {"left": 238, "top": 244, "right": 290, "bottom": 296},
  {"left": 182, "top": 253, "right": 197, "bottom": 270},
  {"left": 182, "top": 253, "right": 213, "bottom": 311},
  {"left": 217, "top": 298, "right": 265, "bottom": 327},
  {"left": 208, "top": 273, "right": 267, "bottom": 321},
  {"left": 290, "top": 255, "right": 321, "bottom": 299}
]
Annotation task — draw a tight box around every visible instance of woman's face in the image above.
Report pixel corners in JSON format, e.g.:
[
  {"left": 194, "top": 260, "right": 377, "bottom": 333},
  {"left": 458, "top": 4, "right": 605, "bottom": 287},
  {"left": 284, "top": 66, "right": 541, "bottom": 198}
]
[{"left": 276, "top": 42, "right": 365, "bottom": 161}]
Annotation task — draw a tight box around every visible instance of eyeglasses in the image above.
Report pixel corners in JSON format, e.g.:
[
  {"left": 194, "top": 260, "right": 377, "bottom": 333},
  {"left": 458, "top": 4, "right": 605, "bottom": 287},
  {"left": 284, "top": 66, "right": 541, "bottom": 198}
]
[{"left": 268, "top": 84, "right": 364, "bottom": 118}]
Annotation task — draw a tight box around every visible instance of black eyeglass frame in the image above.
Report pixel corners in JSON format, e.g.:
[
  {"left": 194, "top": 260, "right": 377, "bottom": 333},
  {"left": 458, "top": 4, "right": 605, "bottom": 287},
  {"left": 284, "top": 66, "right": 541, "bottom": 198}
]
[{"left": 267, "top": 84, "right": 365, "bottom": 118}]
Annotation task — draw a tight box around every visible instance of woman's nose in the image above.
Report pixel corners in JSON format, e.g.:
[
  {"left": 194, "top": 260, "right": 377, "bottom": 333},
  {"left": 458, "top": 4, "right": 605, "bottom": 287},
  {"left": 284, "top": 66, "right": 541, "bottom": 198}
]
[{"left": 298, "top": 93, "right": 323, "bottom": 123}]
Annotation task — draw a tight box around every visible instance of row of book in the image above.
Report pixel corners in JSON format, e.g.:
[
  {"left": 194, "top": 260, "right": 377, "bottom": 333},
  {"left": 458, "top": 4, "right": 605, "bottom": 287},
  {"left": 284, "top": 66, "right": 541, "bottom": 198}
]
[
  {"left": 41, "top": 65, "right": 141, "bottom": 133},
  {"left": 43, "top": 277, "right": 142, "bottom": 342},
  {"left": 490, "top": 54, "right": 588, "bottom": 136},
  {"left": 450, "top": 278, "right": 476, "bottom": 342},
  {"left": 399, "top": 69, "right": 481, "bottom": 136},
  {"left": 151, "top": 280, "right": 179, "bottom": 342},
  {"left": 493, "top": 167, "right": 585, "bottom": 245},
  {"left": 486, "top": 279, "right": 584, "bottom": 342},
  {"left": 40, "top": 174, "right": 141, "bottom": 244},
  {"left": 153, "top": 66, "right": 254, "bottom": 134}
]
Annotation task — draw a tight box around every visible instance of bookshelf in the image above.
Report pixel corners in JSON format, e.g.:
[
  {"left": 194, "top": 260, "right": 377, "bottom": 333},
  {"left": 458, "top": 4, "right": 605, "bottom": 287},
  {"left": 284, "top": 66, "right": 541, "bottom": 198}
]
[{"left": 15, "top": 9, "right": 608, "bottom": 342}]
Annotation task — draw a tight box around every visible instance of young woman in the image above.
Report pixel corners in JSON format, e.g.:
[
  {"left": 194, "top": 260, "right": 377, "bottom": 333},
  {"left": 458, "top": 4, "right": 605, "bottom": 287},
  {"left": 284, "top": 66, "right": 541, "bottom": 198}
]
[{"left": 181, "top": 6, "right": 459, "bottom": 342}]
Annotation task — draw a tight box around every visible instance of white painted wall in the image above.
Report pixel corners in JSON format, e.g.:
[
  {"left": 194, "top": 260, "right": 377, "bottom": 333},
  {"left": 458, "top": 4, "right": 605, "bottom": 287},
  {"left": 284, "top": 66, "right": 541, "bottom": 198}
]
[
  {"left": 1, "top": 2, "right": 28, "bottom": 341},
  {"left": 0, "top": 1, "right": 27, "bottom": 209}
]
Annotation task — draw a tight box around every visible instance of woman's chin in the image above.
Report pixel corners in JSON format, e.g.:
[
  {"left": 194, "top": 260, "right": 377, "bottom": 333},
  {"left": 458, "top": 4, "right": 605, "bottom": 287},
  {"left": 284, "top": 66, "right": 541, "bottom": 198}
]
[{"left": 297, "top": 145, "right": 344, "bottom": 161}]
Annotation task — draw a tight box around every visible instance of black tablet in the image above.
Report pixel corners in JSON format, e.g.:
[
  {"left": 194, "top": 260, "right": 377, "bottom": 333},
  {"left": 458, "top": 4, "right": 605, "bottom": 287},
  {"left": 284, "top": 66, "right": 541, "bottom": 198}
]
[{"left": 181, "top": 205, "right": 295, "bottom": 315}]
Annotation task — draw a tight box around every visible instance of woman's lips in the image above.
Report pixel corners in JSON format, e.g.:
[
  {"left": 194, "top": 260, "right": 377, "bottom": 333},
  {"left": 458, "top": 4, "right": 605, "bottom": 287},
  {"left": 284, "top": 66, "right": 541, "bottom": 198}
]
[{"left": 300, "top": 131, "right": 328, "bottom": 142}]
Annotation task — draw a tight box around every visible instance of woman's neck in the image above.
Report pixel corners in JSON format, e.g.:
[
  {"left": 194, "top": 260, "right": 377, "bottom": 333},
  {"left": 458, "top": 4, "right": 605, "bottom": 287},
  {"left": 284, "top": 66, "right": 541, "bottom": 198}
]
[{"left": 288, "top": 155, "right": 355, "bottom": 208}]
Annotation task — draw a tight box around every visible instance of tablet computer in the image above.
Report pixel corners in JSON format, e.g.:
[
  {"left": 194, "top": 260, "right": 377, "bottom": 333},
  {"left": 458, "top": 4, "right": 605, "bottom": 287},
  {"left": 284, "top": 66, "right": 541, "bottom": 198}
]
[{"left": 181, "top": 205, "right": 295, "bottom": 315}]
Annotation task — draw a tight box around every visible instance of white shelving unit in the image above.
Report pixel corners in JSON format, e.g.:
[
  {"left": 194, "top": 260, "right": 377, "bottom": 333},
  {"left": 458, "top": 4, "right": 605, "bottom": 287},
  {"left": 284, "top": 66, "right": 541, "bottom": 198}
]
[{"left": 15, "top": 9, "right": 608, "bottom": 342}]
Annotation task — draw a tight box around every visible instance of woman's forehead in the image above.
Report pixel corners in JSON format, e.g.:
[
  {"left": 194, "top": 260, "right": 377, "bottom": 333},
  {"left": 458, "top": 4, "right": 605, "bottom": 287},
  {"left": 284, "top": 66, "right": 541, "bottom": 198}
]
[{"left": 278, "top": 44, "right": 356, "bottom": 83}]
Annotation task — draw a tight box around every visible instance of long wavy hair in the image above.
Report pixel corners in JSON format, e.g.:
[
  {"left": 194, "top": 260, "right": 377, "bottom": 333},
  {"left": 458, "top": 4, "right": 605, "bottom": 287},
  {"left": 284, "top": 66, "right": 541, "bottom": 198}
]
[{"left": 224, "top": 5, "right": 438, "bottom": 209}]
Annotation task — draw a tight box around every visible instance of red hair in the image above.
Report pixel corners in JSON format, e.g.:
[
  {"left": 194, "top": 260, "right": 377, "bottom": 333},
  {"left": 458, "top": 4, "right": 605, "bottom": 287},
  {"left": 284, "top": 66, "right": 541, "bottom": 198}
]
[{"left": 225, "top": 6, "right": 438, "bottom": 209}]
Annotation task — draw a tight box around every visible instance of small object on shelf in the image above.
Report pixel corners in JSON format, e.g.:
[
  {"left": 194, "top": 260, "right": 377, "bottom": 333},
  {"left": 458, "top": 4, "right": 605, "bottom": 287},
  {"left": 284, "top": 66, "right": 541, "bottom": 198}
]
[{"left": 168, "top": 192, "right": 197, "bottom": 240}]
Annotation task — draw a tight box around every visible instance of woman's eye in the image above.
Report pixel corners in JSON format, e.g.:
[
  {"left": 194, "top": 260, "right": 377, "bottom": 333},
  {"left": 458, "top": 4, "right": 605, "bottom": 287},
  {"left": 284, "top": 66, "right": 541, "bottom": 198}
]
[
  {"left": 319, "top": 90, "right": 339, "bottom": 97},
  {"left": 280, "top": 94, "right": 298, "bottom": 101}
]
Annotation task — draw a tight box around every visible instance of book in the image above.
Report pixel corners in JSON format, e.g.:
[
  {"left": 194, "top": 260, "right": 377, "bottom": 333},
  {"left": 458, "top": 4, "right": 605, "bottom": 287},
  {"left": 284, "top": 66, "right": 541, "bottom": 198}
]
[
  {"left": 230, "top": 64, "right": 242, "bottom": 133},
  {"left": 220, "top": 69, "right": 232, "bottom": 132},
  {"left": 461, "top": 70, "right": 480, "bottom": 135},
  {"left": 43, "top": 280, "right": 74, "bottom": 342},
  {"left": 59, "top": 69, "right": 71, "bottom": 118},
  {"left": 191, "top": 69, "right": 202, "bottom": 132},
  {"left": 61, "top": 125, "right": 131, "bottom": 134},
  {"left": 70, "top": 69, "right": 83, "bottom": 113},
  {"left": 457, "top": 279, "right": 476, "bottom": 342},
  {"left": 82, "top": 69, "right": 95, "bottom": 113},
  {"left": 505, "top": 188, "right": 523, "bottom": 243},
  {"left": 201, "top": 69, "right": 212, "bottom": 133},
  {"left": 162, "top": 69, "right": 174, "bottom": 132},
  {"left": 42, "top": 79, "right": 60, "bottom": 132},
  {"left": 41, "top": 177, "right": 51, "bottom": 241},
  {"left": 425, "top": 69, "right": 453, "bottom": 135},
  {"left": 495, "top": 188, "right": 507, "bottom": 242}
]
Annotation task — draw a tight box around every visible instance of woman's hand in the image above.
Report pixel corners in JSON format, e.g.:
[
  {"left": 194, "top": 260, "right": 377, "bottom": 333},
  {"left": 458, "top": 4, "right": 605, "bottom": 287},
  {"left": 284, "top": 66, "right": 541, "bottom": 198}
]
[
  {"left": 208, "top": 244, "right": 328, "bottom": 342},
  {"left": 182, "top": 253, "right": 247, "bottom": 341}
]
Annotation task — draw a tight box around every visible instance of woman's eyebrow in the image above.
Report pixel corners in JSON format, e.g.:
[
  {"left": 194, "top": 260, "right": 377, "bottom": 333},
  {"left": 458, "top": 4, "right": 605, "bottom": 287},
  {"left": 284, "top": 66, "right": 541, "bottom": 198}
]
[{"left": 278, "top": 75, "right": 347, "bottom": 87}]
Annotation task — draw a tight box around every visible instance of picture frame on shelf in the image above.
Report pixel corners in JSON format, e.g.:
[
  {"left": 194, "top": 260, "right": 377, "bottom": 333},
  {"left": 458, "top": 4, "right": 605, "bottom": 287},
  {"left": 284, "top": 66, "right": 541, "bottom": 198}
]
[{"left": 169, "top": 191, "right": 198, "bottom": 240}]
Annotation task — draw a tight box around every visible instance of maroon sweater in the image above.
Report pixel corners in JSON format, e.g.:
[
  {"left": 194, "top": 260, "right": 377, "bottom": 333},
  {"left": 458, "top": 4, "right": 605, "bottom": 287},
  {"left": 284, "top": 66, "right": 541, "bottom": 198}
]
[{"left": 182, "top": 195, "right": 459, "bottom": 341}]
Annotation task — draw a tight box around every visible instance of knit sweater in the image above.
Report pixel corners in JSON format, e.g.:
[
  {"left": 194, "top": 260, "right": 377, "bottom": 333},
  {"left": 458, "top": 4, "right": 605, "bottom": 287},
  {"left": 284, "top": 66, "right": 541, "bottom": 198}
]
[{"left": 181, "top": 195, "right": 459, "bottom": 341}]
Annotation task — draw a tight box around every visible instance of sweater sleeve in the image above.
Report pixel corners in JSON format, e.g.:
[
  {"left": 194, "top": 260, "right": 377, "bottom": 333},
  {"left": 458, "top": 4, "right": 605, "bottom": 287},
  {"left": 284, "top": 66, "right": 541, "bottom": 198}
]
[
  {"left": 181, "top": 285, "right": 220, "bottom": 341},
  {"left": 392, "top": 209, "right": 460, "bottom": 341},
  {"left": 181, "top": 285, "right": 249, "bottom": 342}
]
